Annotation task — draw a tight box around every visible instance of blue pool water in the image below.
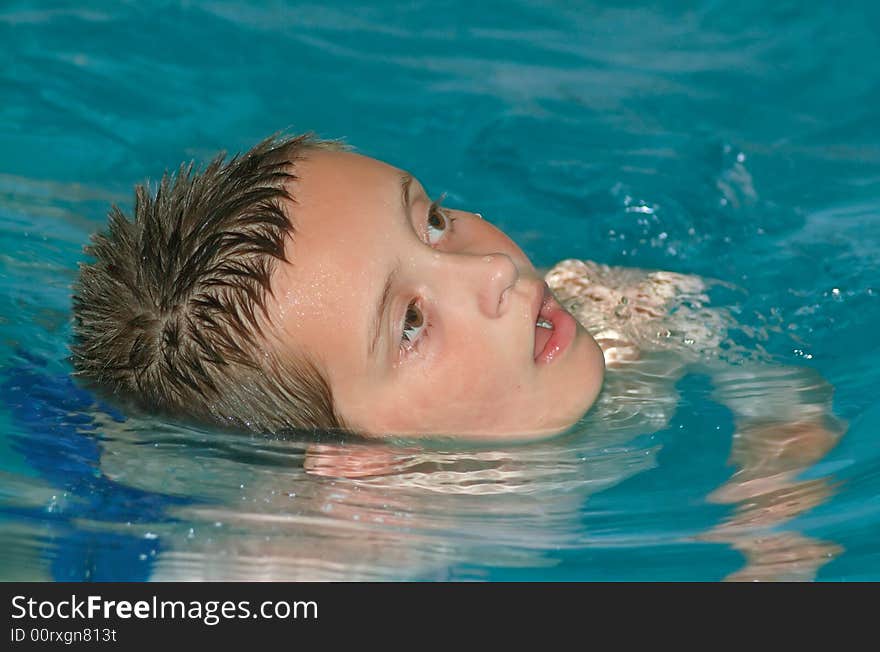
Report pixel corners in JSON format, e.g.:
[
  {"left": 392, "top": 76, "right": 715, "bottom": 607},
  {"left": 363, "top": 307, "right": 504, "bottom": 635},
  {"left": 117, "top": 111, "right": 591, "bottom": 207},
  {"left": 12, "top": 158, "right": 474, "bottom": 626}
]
[{"left": 1, "top": 0, "right": 878, "bottom": 580}]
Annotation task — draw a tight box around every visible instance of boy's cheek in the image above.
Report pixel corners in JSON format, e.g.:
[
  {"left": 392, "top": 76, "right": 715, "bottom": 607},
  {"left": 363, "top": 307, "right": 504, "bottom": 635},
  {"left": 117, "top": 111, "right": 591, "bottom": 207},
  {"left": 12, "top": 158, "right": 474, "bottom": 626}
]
[{"left": 368, "top": 371, "right": 526, "bottom": 434}]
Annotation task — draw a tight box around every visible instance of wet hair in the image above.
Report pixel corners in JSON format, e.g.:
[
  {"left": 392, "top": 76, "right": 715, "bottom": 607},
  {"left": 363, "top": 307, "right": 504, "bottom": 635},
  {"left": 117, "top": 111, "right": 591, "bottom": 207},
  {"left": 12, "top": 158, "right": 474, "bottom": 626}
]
[{"left": 71, "top": 133, "right": 350, "bottom": 434}]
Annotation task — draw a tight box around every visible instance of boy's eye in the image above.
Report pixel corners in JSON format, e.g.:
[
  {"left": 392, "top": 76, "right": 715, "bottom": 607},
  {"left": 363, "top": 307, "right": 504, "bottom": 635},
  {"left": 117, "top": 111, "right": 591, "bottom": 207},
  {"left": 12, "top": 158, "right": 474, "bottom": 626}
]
[
  {"left": 401, "top": 301, "right": 425, "bottom": 346},
  {"left": 425, "top": 195, "right": 454, "bottom": 246}
]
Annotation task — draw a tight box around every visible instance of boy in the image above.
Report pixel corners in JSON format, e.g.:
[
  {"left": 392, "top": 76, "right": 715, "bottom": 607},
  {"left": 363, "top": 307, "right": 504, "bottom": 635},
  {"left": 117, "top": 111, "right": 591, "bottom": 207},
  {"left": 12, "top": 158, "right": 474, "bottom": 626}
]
[{"left": 72, "top": 133, "right": 604, "bottom": 439}]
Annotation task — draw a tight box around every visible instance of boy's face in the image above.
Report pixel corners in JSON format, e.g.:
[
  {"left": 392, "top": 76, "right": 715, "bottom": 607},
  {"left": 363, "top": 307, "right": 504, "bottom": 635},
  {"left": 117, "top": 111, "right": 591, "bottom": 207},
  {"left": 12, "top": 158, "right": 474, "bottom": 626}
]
[{"left": 270, "top": 150, "right": 604, "bottom": 439}]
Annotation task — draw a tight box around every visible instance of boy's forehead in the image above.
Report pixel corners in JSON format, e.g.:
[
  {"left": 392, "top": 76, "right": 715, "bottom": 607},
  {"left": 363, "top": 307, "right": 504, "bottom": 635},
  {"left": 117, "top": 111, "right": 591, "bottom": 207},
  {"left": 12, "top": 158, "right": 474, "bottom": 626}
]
[
  {"left": 268, "top": 148, "right": 406, "bottom": 370},
  {"left": 271, "top": 148, "right": 404, "bottom": 307},
  {"left": 288, "top": 149, "right": 404, "bottom": 194},
  {"left": 277, "top": 148, "right": 410, "bottom": 248}
]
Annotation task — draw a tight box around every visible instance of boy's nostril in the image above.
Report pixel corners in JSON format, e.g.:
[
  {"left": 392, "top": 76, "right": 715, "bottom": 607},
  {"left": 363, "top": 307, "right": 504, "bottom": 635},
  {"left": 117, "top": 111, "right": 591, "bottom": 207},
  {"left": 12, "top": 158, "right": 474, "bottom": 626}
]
[{"left": 499, "top": 286, "right": 510, "bottom": 311}]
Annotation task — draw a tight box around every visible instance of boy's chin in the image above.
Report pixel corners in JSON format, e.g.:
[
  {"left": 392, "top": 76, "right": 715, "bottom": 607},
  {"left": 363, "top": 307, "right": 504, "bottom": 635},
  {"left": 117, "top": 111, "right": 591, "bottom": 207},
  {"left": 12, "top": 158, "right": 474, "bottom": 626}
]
[
  {"left": 566, "top": 327, "right": 606, "bottom": 399},
  {"left": 566, "top": 344, "right": 605, "bottom": 424}
]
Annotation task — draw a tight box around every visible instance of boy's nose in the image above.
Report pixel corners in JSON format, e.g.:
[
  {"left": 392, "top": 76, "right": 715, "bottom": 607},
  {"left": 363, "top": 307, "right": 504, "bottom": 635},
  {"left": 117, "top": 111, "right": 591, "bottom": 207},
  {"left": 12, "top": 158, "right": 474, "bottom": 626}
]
[{"left": 464, "top": 252, "right": 520, "bottom": 318}]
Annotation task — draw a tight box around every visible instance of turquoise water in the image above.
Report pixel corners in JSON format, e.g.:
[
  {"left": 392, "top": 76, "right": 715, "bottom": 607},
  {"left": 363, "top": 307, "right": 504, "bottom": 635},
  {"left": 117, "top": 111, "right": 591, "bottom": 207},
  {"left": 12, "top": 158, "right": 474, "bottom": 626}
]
[{"left": 1, "top": 0, "right": 878, "bottom": 580}]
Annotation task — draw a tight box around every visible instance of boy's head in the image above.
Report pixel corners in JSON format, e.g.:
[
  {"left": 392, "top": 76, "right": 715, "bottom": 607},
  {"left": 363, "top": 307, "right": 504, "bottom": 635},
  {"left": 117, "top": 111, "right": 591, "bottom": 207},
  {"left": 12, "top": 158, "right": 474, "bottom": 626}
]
[{"left": 72, "top": 134, "right": 604, "bottom": 440}]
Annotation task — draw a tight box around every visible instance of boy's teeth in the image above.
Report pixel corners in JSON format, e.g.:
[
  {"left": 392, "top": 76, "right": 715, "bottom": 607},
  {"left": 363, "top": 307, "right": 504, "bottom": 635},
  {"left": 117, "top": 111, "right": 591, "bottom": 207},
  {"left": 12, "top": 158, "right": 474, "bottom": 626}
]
[{"left": 536, "top": 318, "right": 554, "bottom": 330}]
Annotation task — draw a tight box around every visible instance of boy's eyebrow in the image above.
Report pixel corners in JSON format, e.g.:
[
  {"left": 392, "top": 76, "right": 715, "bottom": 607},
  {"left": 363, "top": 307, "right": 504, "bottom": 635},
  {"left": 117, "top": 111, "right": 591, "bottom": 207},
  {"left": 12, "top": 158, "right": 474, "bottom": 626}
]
[{"left": 368, "top": 173, "right": 413, "bottom": 359}]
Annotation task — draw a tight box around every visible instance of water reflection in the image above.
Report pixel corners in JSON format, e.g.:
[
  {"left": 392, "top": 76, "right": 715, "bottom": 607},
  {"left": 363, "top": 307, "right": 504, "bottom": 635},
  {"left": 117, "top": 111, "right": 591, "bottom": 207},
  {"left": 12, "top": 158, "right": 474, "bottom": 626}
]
[
  {"left": 87, "top": 356, "right": 844, "bottom": 581},
  {"left": 697, "top": 367, "right": 846, "bottom": 580},
  {"left": 99, "top": 411, "right": 659, "bottom": 581}
]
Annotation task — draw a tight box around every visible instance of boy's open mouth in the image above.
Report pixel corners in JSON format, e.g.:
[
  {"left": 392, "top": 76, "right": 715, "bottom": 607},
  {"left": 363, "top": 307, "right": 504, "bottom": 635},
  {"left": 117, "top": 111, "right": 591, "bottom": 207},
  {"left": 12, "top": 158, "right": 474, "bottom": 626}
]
[{"left": 533, "top": 283, "right": 577, "bottom": 364}]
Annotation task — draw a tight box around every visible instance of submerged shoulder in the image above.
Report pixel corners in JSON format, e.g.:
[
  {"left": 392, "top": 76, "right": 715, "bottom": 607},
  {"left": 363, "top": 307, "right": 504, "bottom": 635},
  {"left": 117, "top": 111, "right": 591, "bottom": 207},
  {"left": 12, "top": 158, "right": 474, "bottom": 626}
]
[{"left": 544, "top": 258, "right": 725, "bottom": 366}]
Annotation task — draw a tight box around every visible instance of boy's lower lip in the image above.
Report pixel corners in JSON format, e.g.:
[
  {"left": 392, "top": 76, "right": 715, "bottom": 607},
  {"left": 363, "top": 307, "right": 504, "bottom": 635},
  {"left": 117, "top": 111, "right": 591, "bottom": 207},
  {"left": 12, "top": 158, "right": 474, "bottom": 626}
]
[{"left": 534, "top": 303, "right": 576, "bottom": 365}]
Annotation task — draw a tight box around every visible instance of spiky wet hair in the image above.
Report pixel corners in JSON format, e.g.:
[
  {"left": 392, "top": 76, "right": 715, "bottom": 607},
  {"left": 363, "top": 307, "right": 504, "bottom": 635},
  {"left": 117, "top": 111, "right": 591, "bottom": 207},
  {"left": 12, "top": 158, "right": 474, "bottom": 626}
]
[{"left": 71, "top": 133, "right": 348, "bottom": 434}]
